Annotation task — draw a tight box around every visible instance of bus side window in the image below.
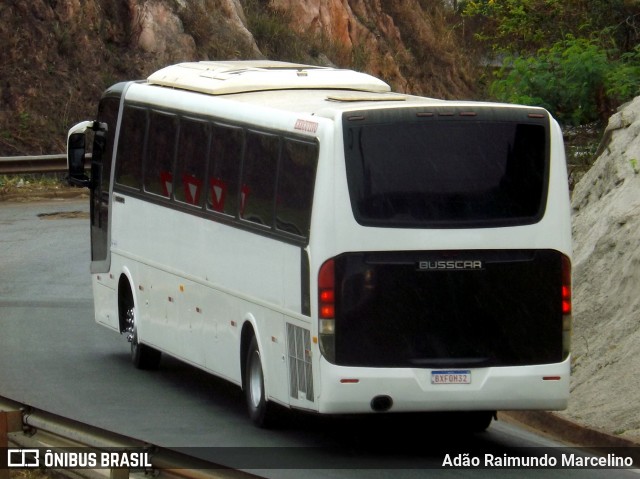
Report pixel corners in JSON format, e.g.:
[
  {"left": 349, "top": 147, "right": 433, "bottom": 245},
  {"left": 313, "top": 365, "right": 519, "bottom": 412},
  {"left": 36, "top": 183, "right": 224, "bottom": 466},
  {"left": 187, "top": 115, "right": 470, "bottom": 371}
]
[
  {"left": 174, "top": 118, "right": 209, "bottom": 206},
  {"left": 207, "top": 124, "right": 243, "bottom": 217},
  {"left": 276, "top": 139, "right": 318, "bottom": 238},
  {"left": 241, "top": 131, "right": 279, "bottom": 226},
  {"left": 145, "top": 111, "right": 178, "bottom": 198},
  {"left": 115, "top": 106, "right": 146, "bottom": 190}
]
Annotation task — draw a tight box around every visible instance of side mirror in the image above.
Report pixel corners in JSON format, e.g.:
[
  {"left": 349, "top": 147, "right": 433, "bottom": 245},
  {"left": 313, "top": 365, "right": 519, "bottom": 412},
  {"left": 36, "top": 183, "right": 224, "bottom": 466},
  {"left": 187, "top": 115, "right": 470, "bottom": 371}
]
[
  {"left": 68, "top": 131, "right": 90, "bottom": 187},
  {"left": 66, "top": 120, "right": 107, "bottom": 188}
]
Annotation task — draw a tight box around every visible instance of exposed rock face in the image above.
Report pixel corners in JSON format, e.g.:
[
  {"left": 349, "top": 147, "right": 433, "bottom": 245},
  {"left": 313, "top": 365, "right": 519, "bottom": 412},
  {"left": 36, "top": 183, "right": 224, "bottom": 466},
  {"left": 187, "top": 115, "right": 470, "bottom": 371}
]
[
  {"left": 271, "top": 0, "right": 395, "bottom": 49},
  {"left": 130, "top": 0, "right": 197, "bottom": 58},
  {"left": 269, "top": 0, "right": 471, "bottom": 95},
  {"left": 272, "top": 0, "right": 353, "bottom": 45},
  {"left": 130, "top": 0, "right": 260, "bottom": 60},
  {"left": 561, "top": 96, "right": 640, "bottom": 441},
  {"left": 112, "top": 0, "right": 469, "bottom": 96}
]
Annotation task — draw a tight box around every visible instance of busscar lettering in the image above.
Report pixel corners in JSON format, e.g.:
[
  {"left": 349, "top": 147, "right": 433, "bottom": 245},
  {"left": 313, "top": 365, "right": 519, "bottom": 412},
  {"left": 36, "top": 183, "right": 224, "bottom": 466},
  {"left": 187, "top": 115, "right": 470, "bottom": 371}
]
[{"left": 419, "top": 260, "right": 483, "bottom": 271}]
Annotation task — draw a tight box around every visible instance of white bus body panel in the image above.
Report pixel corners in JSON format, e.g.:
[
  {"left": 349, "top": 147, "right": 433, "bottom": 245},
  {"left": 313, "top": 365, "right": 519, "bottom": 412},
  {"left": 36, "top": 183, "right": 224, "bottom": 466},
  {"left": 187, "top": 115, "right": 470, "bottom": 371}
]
[
  {"left": 317, "top": 358, "right": 570, "bottom": 414},
  {"left": 107, "top": 195, "right": 308, "bottom": 402}
]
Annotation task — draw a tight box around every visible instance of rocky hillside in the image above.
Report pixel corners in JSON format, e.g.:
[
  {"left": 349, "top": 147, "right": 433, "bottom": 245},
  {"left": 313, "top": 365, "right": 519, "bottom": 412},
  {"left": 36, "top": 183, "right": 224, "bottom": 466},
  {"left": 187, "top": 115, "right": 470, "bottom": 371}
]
[
  {"left": 0, "top": 0, "right": 473, "bottom": 156},
  {"left": 559, "top": 96, "right": 640, "bottom": 442}
]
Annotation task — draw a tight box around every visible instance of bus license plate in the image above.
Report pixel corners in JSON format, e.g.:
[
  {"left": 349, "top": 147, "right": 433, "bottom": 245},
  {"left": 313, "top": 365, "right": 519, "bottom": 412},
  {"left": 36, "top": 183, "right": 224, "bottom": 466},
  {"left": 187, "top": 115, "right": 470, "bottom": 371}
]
[{"left": 431, "top": 370, "right": 471, "bottom": 385}]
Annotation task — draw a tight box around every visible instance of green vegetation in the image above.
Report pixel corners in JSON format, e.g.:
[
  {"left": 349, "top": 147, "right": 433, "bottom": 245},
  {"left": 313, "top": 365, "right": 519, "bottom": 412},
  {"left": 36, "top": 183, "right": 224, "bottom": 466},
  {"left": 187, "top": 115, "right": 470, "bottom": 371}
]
[
  {"left": 491, "top": 38, "right": 640, "bottom": 125},
  {"left": 461, "top": 0, "right": 640, "bottom": 125}
]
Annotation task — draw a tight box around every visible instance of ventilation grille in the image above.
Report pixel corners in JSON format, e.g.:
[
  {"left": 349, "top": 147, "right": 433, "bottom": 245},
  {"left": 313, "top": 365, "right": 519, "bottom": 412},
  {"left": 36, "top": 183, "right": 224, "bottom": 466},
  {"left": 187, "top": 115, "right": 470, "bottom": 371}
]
[{"left": 287, "top": 323, "right": 314, "bottom": 402}]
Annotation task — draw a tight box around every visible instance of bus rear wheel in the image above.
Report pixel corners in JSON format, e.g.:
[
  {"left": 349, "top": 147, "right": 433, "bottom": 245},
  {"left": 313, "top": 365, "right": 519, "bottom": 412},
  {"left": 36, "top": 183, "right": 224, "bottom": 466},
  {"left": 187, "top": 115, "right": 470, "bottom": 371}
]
[
  {"left": 244, "top": 336, "right": 278, "bottom": 428},
  {"left": 456, "top": 411, "right": 495, "bottom": 433}
]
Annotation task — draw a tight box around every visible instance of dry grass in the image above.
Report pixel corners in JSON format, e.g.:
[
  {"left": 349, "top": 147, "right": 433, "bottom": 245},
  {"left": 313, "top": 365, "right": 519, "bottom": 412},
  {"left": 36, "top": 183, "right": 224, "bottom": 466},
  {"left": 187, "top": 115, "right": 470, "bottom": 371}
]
[{"left": 0, "top": 174, "right": 87, "bottom": 202}]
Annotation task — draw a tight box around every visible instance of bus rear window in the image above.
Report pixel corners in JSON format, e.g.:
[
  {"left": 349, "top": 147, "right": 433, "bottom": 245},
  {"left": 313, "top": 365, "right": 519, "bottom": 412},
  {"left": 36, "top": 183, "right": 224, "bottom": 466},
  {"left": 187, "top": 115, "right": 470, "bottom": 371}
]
[{"left": 343, "top": 109, "right": 549, "bottom": 228}]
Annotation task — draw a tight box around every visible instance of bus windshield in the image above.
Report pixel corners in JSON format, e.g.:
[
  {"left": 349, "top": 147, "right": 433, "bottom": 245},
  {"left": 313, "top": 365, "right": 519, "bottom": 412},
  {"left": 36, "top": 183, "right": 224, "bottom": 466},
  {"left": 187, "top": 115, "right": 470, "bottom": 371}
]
[{"left": 343, "top": 108, "right": 549, "bottom": 228}]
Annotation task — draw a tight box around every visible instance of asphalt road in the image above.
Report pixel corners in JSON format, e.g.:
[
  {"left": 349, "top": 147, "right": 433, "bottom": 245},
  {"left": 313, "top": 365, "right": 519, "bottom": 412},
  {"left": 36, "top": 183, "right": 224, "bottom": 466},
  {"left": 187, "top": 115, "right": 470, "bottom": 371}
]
[{"left": 0, "top": 199, "right": 637, "bottom": 478}]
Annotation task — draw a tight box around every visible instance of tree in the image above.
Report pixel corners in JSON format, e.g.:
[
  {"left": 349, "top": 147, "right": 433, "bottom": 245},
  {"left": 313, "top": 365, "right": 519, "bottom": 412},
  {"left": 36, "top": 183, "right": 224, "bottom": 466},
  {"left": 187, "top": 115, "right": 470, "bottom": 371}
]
[
  {"left": 462, "top": 0, "right": 639, "bottom": 56},
  {"left": 463, "top": 0, "right": 566, "bottom": 53},
  {"left": 462, "top": 0, "right": 640, "bottom": 124}
]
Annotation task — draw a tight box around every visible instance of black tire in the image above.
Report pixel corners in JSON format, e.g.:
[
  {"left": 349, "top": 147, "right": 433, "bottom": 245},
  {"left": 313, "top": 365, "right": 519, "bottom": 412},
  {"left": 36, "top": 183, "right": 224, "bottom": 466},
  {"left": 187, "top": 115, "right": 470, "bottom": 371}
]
[
  {"left": 460, "top": 411, "right": 495, "bottom": 433},
  {"left": 244, "top": 336, "right": 277, "bottom": 428},
  {"left": 123, "top": 297, "right": 161, "bottom": 370}
]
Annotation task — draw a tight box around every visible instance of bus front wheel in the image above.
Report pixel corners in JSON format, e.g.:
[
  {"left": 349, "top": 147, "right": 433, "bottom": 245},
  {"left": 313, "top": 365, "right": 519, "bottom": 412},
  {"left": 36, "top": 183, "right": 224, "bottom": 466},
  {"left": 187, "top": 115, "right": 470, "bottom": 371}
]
[
  {"left": 123, "top": 296, "right": 161, "bottom": 370},
  {"left": 244, "top": 336, "right": 277, "bottom": 428}
]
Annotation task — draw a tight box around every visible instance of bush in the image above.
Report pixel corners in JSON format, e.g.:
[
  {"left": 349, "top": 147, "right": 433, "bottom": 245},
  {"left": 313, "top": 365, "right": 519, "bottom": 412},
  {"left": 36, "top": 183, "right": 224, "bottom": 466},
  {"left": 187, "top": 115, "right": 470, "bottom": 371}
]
[
  {"left": 490, "top": 36, "right": 640, "bottom": 125},
  {"left": 606, "top": 45, "right": 640, "bottom": 103}
]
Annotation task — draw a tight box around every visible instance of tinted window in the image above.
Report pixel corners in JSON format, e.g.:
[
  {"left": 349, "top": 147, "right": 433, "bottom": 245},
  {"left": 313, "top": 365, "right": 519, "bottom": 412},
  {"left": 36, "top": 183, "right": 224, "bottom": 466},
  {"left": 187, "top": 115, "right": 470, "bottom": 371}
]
[
  {"left": 144, "top": 111, "right": 177, "bottom": 197},
  {"left": 175, "top": 118, "right": 209, "bottom": 206},
  {"left": 115, "top": 106, "right": 146, "bottom": 189},
  {"left": 207, "top": 125, "right": 243, "bottom": 216},
  {"left": 344, "top": 110, "right": 548, "bottom": 228},
  {"left": 241, "top": 131, "right": 279, "bottom": 226},
  {"left": 276, "top": 139, "right": 318, "bottom": 237},
  {"left": 113, "top": 104, "right": 317, "bottom": 244}
]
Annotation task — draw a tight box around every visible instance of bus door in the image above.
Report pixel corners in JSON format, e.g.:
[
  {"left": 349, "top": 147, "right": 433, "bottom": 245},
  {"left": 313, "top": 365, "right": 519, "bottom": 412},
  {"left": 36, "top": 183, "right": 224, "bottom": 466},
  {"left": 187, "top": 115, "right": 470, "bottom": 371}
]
[
  {"left": 89, "top": 97, "right": 118, "bottom": 270},
  {"left": 67, "top": 97, "right": 119, "bottom": 272}
]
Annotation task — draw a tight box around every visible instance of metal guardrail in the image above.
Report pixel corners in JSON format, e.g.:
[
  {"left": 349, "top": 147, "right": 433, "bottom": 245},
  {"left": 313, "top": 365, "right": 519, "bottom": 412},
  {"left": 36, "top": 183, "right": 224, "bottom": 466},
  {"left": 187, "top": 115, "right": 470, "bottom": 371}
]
[
  {"left": 0, "top": 396, "right": 260, "bottom": 479},
  {"left": 0, "top": 154, "right": 70, "bottom": 174}
]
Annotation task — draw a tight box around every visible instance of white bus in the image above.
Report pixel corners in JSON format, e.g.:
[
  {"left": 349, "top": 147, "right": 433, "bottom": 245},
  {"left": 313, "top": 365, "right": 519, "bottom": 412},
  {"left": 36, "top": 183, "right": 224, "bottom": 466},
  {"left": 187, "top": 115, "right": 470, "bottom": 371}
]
[{"left": 67, "top": 60, "right": 572, "bottom": 430}]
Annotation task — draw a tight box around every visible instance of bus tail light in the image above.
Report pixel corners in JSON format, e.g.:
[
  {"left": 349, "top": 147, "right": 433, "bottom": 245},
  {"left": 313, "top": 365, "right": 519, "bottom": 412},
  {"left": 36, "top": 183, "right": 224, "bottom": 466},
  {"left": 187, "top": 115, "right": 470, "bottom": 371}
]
[
  {"left": 318, "top": 258, "right": 336, "bottom": 363},
  {"left": 561, "top": 255, "right": 572, "bottom": 360}
]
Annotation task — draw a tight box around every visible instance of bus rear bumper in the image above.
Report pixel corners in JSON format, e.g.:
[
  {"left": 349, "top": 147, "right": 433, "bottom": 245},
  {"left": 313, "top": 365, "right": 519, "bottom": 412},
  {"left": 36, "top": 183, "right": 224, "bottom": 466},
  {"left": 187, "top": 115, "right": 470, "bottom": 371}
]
[{"left": 316, "top": 357, "right": 570, "bottom": 414}]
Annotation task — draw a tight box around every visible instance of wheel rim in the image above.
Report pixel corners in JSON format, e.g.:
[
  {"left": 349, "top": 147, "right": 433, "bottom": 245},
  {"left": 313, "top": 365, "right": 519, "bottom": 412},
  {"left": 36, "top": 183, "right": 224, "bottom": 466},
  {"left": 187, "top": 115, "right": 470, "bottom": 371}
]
[
  {"left": 125, "top": 304, "right": 141, "bottom": 361},
  {"left": 125, "top": 305, "right": 136, "bottom": 343},
  {"left": 248, "top": 350, "right": 263, "bottom": 409}
]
